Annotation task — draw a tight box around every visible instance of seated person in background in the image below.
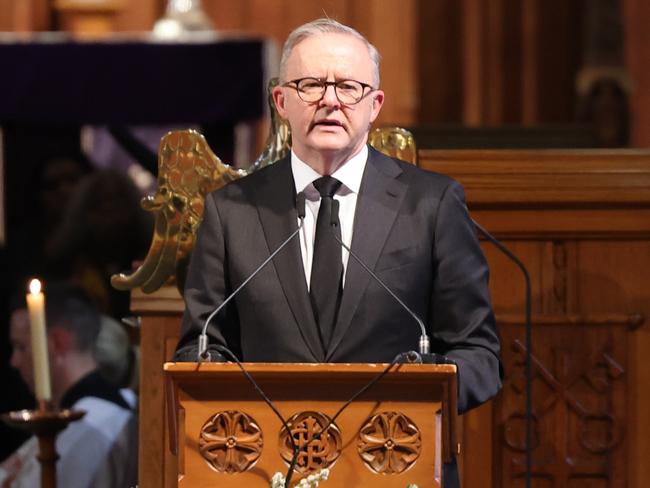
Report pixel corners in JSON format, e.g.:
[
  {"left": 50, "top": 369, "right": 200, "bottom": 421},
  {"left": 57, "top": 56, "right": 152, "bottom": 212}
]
[
  {"left": 0, "top": 284, "right": 137, "bottom": 488},
  {"left": 45, "top": 169, "right": 153, "bottom": 319},
  {"left": 96, "top": 314, "right": 139, "bottom": 393}
]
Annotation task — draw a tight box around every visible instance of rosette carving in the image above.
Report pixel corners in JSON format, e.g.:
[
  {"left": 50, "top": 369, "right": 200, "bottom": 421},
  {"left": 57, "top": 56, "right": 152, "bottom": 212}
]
[
  {"left": 358, "top": 411, "right": 421, "bottom": 474},
  {"left": 199, "top": 410, "right": 263, "bottom": 473}
]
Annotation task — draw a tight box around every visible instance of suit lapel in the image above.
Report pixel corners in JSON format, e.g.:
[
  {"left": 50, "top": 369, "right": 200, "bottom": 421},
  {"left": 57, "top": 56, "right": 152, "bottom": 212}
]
[
  {"left": 254, "top": 158, "right": 324, "bottom": 361},
  {"left": 326, "top": 148, "right": 408, "bottom": 360}
]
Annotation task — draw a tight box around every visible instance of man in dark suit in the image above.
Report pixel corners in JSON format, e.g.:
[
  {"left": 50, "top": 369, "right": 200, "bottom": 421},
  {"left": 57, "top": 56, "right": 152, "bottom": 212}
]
[{"left": 176, "top": 18, "right": 501, "bottom": 415}]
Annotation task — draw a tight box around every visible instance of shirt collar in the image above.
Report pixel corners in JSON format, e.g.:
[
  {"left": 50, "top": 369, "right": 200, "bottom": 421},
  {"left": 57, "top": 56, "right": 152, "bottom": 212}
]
[
  {"left": 60, "top": 369, "right": 131, "bottom": 411},
  {"left": 291, "top": 145, "right": 368, "bottom": 197}
]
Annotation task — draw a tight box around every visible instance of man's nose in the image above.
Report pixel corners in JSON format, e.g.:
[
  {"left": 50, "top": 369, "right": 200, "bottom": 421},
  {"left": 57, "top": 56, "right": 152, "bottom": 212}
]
[{"left": 320, "top": 84, "right": 341, "bottom": 107}]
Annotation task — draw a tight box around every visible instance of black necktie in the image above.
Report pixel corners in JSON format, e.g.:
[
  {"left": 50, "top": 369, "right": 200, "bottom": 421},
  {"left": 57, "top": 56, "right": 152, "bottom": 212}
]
[{"left": 310, "top": 176, "right": 343, "bottom": 351}]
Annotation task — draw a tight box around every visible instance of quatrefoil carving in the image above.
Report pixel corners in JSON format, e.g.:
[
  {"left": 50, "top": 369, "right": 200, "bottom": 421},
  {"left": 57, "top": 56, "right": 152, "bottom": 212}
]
[
  {"left": 358, "top": 411, "right": 422, "bottom": 474},
  {"left": 199, "top": 410, "right": 263, "bottom": 473}
]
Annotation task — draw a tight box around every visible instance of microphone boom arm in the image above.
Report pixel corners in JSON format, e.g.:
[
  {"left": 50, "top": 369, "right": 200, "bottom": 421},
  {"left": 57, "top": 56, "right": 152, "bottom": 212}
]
[
  {"left": 330, "top": 200, "right": 431, "bottom": 355},
  {"left": 197, "top": 193, "right": 307, "bottom": 361}
]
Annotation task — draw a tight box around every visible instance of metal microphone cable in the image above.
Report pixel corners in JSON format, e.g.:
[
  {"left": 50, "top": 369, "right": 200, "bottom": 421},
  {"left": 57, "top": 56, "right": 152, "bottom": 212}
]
[
  {"left": 213, "top": 345, "right": 407, "bottom": 488},
  {"left": 283, "top": 352, "right": 410, "bottom": 487},
  {"left": 329, "top": 199, "right": 431, "bottom": 356},
  {"left": 211, "top": 344, "right": 300, "bottom": 479},
  {"left": 197, "top": 193, "right": 306, "bottom": 361},
  {"left": 472, "top": 218, "right": 533, "bottom": 488}
]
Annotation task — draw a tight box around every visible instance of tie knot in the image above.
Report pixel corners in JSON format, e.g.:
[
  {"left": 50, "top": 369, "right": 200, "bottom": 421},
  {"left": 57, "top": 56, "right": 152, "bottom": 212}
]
[{"left": 313, "top": 176, "right": 342, "bottom": 199}]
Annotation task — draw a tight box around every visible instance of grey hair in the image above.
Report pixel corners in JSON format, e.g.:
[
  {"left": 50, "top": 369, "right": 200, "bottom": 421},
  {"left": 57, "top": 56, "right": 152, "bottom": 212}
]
[
  {"left": 44, "top": 283, "right": 101, "bottom": 353},
  {"left": 279, "top": 18, "right": 381, "bottom": 87}
]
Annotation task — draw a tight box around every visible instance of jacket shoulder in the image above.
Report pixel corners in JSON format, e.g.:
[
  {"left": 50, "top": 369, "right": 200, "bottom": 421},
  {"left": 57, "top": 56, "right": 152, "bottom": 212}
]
[
  {"left": 207, "top": 157, "right": 291, "bottom": 202},
  {"left": 369, "top": 146, "right": 458, "bottom": 191}
]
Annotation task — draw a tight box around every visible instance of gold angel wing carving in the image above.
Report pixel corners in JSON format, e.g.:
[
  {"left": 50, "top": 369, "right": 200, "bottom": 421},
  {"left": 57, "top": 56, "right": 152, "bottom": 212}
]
[
  {"left": 110, "top": 129, "right": 246, "bottom": 294},
  {"left": 368, "top": 127, "right": 418, "bottom": 166},
  {"left": 248, "top": 77, "right": 291, "bottom": 171},
  {"left": 110, "top": 79, "right": 292, "bottom": 295}
]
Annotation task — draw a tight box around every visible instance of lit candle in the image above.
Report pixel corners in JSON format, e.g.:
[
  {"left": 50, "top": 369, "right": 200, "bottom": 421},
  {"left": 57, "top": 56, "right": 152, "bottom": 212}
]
[{"left": 26, "top": 279, "right": 52, "bottom": 402}]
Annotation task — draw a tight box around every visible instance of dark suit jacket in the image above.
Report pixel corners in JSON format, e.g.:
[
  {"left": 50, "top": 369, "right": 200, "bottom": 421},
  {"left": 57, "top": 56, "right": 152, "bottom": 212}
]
[{"left": 177, "top": 147, "right": 502, "bottom": 414}]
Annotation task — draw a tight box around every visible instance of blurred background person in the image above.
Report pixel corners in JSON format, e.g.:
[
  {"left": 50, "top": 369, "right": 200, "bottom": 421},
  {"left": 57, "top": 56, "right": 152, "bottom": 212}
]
[
  {"left": 45, "top": 169, "right": 153, "bottom": 319},
  {"left": 1, "top": 153, "right": 93, "bottom": 461},
  {"left": 0, "top": 283, "right": 138, "bottom": 488}
]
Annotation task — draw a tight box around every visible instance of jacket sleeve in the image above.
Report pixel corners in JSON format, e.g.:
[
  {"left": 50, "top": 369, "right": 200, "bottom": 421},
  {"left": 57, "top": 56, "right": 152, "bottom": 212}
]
[
  {"left": 430, "top": 180, "right": 503, "bottom": 413},
  {"left": 174, "top": 192, "right": 241, "bottom": 361}
]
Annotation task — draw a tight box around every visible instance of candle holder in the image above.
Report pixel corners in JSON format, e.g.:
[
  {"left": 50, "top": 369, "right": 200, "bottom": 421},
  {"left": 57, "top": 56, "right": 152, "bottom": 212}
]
[{"left": 2, "top": 402, "right": 85, "bottom": 488}]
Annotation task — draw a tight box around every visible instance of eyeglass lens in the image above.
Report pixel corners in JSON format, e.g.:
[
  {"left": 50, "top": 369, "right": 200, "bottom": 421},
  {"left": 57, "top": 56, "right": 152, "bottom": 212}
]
[{"left": 296, "top": 78, "right": 366, "bottom": 104}]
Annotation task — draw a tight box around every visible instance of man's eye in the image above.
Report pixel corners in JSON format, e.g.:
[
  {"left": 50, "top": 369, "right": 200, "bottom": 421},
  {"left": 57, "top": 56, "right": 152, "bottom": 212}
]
[
  {"left": 300, "top": 80, "right": 322, "bottom": 90},
  {"left": 337, "top": 82, "right": 360, "bottom": 93}
]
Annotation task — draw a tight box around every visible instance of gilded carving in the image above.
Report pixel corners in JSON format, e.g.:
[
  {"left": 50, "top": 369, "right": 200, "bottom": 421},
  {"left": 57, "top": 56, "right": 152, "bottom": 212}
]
[
  {"left": 249, "top": 77, "right": 292, "bottom": 171},
  {"left": 111, "top": 129, "right": 246, "bottom": 293},
  {"left": 199, "top": 410, "right": 263, "bottom": 473},
  {"left": 368, "top": 127, "right": 418, "bottom": 166},
  {"left": 278, "top": 411, "right": 342, "bottom": 474},
  {"left": 358, "top": 411, "right": 421, "bottom": 474}
]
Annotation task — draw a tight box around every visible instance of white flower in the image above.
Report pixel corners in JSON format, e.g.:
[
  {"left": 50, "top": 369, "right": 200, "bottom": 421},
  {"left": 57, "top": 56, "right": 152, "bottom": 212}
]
[
  {"left": 269, "top": 468, "right": 331, "bottom": 488},
  {"left": 270, "top": 472, "right": 286, "bottom": 488}
]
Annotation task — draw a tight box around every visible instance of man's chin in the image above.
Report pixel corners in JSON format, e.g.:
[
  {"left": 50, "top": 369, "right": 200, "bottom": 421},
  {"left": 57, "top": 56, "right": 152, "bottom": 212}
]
[{"left": 307, "top": 133, "right": 351, "bottom": 152}]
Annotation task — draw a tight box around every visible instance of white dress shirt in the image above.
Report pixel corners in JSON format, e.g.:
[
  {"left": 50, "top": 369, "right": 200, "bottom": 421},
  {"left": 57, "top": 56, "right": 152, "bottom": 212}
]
[{"left": 291, "top": 145, "right": 368, "bottom": 290}]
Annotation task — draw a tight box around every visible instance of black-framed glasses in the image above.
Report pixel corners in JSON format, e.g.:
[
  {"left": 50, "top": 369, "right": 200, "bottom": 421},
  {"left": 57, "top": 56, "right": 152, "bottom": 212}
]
[{"left": 282, "top": 77, "right": 376, "bottom": 105}]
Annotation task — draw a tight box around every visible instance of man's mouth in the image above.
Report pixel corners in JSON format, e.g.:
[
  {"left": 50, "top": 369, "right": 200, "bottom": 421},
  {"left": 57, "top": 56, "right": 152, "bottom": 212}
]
[{"left": 312, "top": 119, "right": 345, "bottom": 129}]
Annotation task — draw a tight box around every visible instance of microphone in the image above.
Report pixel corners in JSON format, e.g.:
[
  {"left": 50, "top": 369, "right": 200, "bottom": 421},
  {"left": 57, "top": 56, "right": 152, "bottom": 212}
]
[
  {"left": 329, "top": 199, "right": 447, "bottom": 362},
  {"left": 197, "top": 192, "right": 307, "bottom": 362}
]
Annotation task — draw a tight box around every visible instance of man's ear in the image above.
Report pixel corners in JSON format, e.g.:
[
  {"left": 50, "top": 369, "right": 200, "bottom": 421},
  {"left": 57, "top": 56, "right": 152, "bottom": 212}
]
[
  {"left": 47, "top": 327, "right": 74, "bottom": 357},
  {"left": 369, "top": 89, "right": 385, "bottom": 124},
  {"left": 272, "top": 85, "right": 289, "bottom": 119}
]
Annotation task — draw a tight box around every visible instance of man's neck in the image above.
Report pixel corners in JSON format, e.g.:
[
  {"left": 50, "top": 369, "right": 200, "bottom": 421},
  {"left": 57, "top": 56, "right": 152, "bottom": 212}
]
[
  {"left": 294, "top": 142, "right": 367, "bottom": 175},
  {"left": 306, "top": 157, "right": 346, "bottom": 176},
  {"left": 52, "top": 353, "right": 97, "bottom": 407}
]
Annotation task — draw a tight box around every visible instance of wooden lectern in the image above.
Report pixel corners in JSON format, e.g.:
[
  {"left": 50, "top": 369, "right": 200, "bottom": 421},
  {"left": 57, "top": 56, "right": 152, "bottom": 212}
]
[{"left": 165, "top": 362, "right": 457, "bottom": 487}]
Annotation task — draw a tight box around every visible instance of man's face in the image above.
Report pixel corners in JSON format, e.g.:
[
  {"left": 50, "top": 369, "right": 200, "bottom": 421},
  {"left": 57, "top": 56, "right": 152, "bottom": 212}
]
[
  {"left": 273, "top": 33, "right": 384, "bottom": 168},
  {"left": 9, "top": 309, "right": 34, "bottom": 393}
]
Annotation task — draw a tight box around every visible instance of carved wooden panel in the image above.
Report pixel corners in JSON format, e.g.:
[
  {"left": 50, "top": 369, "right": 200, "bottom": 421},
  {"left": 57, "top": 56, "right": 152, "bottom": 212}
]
[
  {"left": 495, "top": 315, "right": 641, "bottom": 488},
  {"left": 166, "top": 363, "right": 453, "bottom": 487},
  {"left": 278, "top": 411, "right": 342, "bottom": 475},
  {"left": 358, "top": 411, "right": 422, "bottom": 474},
  {"left": 199, "top": 411, "right": 263, "bottom": 473}
]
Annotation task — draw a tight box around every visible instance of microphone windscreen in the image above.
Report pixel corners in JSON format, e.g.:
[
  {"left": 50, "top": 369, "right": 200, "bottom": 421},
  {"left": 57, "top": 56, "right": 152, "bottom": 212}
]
[
  {"left": 331, "top": 199, "right": 340, "bottom": 227},
  {"left": 296, "top": 192, "right": 306, "bottom": 219}
]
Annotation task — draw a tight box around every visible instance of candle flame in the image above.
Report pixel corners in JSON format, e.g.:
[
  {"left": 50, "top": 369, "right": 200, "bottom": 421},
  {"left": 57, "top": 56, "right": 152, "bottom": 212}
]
[{"left": 29, "top": 279, "right": 42, "bottom": 295}]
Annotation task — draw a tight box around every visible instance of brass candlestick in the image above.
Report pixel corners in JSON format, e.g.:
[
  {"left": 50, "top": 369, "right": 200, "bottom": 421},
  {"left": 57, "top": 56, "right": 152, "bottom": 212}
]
[{"left": 2, "top": 401, "right": 85, "bottom": 488}]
